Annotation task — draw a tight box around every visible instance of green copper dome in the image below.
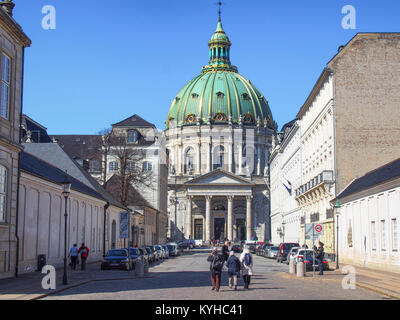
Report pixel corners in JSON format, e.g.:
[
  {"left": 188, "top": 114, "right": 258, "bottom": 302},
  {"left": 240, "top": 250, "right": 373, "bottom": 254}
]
[{"left": 166, "top": 20, "right": 275, "bottom": 129}]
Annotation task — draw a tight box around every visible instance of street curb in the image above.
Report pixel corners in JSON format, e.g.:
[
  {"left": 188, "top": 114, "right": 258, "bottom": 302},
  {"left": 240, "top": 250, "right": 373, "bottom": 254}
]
[
  {"left": 279, "top": 272, "right": 399, "bottom": 300},
  {"left": 30, "top": 274, "right": 154, "bottom": 300}
]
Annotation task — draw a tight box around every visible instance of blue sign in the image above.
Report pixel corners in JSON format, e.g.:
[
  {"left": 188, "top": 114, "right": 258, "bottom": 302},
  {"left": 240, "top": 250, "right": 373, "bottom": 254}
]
[{"left": 119, "top": 212, "right": 130, "bottom": 239}]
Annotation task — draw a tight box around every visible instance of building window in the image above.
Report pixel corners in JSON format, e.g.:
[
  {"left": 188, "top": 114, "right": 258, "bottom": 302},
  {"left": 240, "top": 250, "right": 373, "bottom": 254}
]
[
  {"left": 142, "top": 161, "right": 152, "bottom": 172},
  {"left": 89, "top": 160, "right": 100, "bottom": 172},
  {"left": 1, "top": 54, "right": 11, "bottom": 119},
  {"left": 213, "top": 145, "right": 225, "bottom": 170},
  {"left": 127, "top": 130, "right": 139, "bottom": 143},
  {"left": 392, "top": 219, "right": 398, "bottom": 251},
  {"left": 109, "top": 161, "right": 119, "bottom": 172},
  {"left": 184, "top": 148, "right": 195, "bottom": 174},
  {"left": 371, "top": 221, "right": 377, "bottom": 250},
  {"left": 381, "top": 220, "right": 386, "bottom": 251},
  {"left": 0, "top": 165, "right": 7, "bottom": 222},
  {"left": 127, "top": 161, "right": 136, "bottom": 172}
]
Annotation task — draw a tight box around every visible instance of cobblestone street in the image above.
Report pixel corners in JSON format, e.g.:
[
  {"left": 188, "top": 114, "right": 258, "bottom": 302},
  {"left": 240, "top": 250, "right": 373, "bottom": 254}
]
[{"left": 41, "top": 249, "right": 388, "bottom": 300}]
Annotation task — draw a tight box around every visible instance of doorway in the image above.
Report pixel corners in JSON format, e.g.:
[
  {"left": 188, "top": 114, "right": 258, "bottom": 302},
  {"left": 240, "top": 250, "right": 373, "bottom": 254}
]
[
  {"left": 236, "top": 219, "right": 246, "bottom": 241},
  {"left": 194, "top": 219, "right": 203, "bottom": 240},
  {"left": 214, "top": 218, "right": 225, "bottom": 241}
]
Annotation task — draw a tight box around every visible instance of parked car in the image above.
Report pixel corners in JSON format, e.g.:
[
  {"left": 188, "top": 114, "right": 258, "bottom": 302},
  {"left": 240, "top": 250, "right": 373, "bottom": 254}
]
[
  {"left": 150, "top": 245, "right": 160, "bottom": 262},
  {"left": 154, "top": 245, "right": 164, "bottom": 260},
  {"left": 262, "top": 244, "right": 273, "bottom": 258},
  {"left": 145, "top": 246, "right": 156, "bottom": 262},
  {"left": 140, "top": 247, "right": 152, "bottom": 263},
  {"left": 126, "top": 247, "right": 141, "bottom": 267},
  {"left": 231, "top": 244, "right": 242, "bottom": 253},
  {"left": 295, "top": 249, "right": 330, "bottom": 271},
  {"left": 161, "top": 245, "right": 170, "bottom": 259},
  {"left": 101, "top": 249, "right": 132, "bottom": 270},
  {"left": 266, "top": 246, "right": 279, "bottom": 259},
  {"left": 276, "top": 242, "right": 300, "bottom": 263},
  {"left": 138, "top": 247, "right": 149, "bottom": 265},
  {"left": 167, "top": 243, "right": 179, "bottom": 256},
  {"left": 285, "top": 247, "right": 301, "bottom": 265}
]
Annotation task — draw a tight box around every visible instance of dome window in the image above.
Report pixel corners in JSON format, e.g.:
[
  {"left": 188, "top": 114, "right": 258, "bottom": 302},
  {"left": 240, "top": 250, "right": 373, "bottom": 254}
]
[
  {"left": 216, "top": 92, "right": 224, "bottom": 99},
  {"left": 242, "top": 93, "right": 250, "bottom": 101},
  {"left": 243, "top": 113, "right": 254, "bottom": 124},
  {"left": 175, "top": 97, "right": 180, "bottom": 102},
  {"left": 192, "top": 93, "right": 199, "bottom": 99},
  {"left": 214, "top": 113, "right": 227, "bottom": 122},
  {"left": 186, "top": 113, "right": 197, "bottom": 124}
]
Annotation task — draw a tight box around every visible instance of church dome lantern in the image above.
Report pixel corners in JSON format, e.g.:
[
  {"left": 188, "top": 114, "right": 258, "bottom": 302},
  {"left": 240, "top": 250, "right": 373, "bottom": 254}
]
[{"left": 166, "top": 11, "right": 275, "bottom": 130}]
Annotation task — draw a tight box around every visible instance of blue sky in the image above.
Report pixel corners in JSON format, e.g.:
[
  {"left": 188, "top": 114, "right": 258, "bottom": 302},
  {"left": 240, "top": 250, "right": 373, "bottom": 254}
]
[{"left": 13, "top": 0, "right": 400, "bottom": 134}]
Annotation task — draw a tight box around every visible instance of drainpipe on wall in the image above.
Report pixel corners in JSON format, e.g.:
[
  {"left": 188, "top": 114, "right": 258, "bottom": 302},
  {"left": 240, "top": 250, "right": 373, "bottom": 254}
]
[
  {"left": 103, "top": 203, "right": 110, "bottom": 257},
  {"left": 15, "top": 47, "right": 25, "bottom": 277}
]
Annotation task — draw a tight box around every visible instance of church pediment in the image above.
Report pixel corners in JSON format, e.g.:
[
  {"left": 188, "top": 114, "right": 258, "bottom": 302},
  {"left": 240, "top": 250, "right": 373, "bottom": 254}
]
[{"left": 184, "top": 169, "right": 253, "bottom": 186}]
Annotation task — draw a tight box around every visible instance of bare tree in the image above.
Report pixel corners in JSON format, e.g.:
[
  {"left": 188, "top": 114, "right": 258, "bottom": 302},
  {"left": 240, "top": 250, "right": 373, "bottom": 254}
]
[{"left": 102, "top": 129, "right": 154, "bottom": 206}]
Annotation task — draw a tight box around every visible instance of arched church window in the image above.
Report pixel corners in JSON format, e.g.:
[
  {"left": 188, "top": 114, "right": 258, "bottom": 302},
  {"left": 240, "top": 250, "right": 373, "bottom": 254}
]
[
  {"left": 213, "top": 145, "right": 225, "bottom": 170},
  {"left": 184, "top": 148, "right": 195, "bottom": 174}
]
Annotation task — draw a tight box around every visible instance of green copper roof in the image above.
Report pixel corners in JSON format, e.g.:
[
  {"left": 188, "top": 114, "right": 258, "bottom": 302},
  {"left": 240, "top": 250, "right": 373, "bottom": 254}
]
[{"left": 165, "top": 20, "right": 275, "bottom": 130}]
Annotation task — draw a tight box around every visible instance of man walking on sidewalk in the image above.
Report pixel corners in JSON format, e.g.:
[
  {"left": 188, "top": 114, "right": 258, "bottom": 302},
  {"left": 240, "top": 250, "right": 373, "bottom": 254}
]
[
  {"left": 78, "top": 243, "right": 90, "bottom": 271},
  {"left": 240, "top": 246, "right": 253, "bottom": 290},
  {"left": 226, "top": 251, "right": 241, "bottom": 290},
  {"left": 207, "top": 247, "right": 224, "bottom": 292},
  {"left": 69, "top": 244, "right": 79, "bottom": 270}
]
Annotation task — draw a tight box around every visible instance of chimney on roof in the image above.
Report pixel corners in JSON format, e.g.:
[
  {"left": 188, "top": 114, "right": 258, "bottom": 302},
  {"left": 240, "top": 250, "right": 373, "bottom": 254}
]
[{"left": 0, "top": 0, "right": 15, "bottom": 16}]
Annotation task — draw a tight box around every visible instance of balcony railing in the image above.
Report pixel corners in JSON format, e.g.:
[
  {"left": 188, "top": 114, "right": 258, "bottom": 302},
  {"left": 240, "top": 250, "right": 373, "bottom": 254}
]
[{"left": 295, "top": 170, "right": 334, "bottom": 197}]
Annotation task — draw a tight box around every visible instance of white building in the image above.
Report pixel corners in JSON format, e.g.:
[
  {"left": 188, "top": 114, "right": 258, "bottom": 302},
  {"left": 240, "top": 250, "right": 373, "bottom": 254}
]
[
  {"left": 333, "top": 158, "right": 400, "bottom": 273},
  {"left": 270, "top": 120, "right": 302, "bottom": 245},
  {"left": 164, "top": 18, "right": 276, "bottom": 243}
]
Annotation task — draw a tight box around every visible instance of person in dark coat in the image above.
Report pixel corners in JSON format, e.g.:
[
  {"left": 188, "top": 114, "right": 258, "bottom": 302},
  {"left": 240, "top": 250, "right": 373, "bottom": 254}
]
[
  {"left": 222, "top": 241, "right": 229, "bottom": 261},
  {"left": 207, "top": 247, "right": 224, "bottom": 292},
  {"left": 226, "top": 251, "right": 241, "bottom": 290},
  {"left": 316, "top": 242, "right": 325, "bottom": 275}
]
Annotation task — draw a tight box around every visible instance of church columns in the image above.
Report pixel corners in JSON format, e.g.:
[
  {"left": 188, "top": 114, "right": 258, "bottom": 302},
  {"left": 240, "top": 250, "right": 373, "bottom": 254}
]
[
  {"left": 186, "top": 196, "right": 192, "bottom": 239},
  {"left": 227, "top": 196, "right": 234, "bottom": 241},
  {"left": 246, "top": 195, "right": 253, "bottom": 241},
  {"left": 205, "top": 195, "right": 212, "bottom": 243}
]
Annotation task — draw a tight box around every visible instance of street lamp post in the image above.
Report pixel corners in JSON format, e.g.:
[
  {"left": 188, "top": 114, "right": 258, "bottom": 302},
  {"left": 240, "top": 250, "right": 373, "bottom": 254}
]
[
  {"left": 282, "top": 221, "right": 286, "bottom": 243},
  {"left": 334, "top": 199, "right": 341, "bottom": 270},
  {"left": 62, "top": 172, "right": 72, "bottom": 285}
]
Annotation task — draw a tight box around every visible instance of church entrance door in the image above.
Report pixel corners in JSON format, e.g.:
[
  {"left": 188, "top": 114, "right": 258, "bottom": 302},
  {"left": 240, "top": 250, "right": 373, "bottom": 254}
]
[{"left": 214, "top": 218, "right": 225, "bottom": 241}]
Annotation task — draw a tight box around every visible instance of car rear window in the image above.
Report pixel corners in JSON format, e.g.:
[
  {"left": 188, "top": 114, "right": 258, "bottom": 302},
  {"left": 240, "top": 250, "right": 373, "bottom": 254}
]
[
  {"left": 283, "top": 243, "right": 300, "bottom": 250},
  {"left": 129, "top": 248, "right": 138, "bottom": 255},
  {"left": 271, "top": 247, "right": 279, "bottom": 250},
  {"left": 108, "top": 250, "right": 126, "bottom": 256}
]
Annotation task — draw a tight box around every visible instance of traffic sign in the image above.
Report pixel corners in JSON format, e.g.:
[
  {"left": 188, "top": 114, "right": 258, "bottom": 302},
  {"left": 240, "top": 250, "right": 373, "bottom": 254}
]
[{"left": 315, "top": 224, "right": 323, "bottom": 233}]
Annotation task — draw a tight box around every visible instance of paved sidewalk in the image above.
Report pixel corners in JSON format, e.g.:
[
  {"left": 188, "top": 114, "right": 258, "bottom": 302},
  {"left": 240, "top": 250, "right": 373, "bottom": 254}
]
[
  {"left": 0, "top": 260, "right": 141, "bottom": 300},
  {"left": 280, "top": 263, "right": 400, "bottom": 299}
]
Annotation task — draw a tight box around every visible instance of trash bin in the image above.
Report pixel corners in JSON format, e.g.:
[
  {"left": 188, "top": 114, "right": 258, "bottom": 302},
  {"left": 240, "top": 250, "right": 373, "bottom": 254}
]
[{"left": 37, "top": 254, "right": 46, "bottom": 272}]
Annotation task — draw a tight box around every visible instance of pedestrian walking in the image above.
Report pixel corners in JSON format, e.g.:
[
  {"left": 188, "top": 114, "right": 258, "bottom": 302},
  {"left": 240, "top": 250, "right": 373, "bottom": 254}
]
[
  {"left": 240, "top": 246, "right": 253, "bottom": 290},
  {"left": 207, "top": 247, "right": 224, "bottom": 292},
  {"left": 226, "top": 251, "right": 241, "bottom": 290},
  {"left": 78, "top": 243, "right": 90, "bottom": 271},
  {"left": 222, "top": 241, "right": 229, "bottom": 261},
  {"left": 68, "top": 244, "right": 79, "bottom": 270},
  {"left": 316, "top": 241, "right": 325, "bottom": 275}
]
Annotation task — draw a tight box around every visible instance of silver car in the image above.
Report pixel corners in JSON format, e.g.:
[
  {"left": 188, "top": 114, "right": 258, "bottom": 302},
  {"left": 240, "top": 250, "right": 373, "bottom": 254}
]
[{"left": 267, "top": 246, "right": 279, "bottom": 258}]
